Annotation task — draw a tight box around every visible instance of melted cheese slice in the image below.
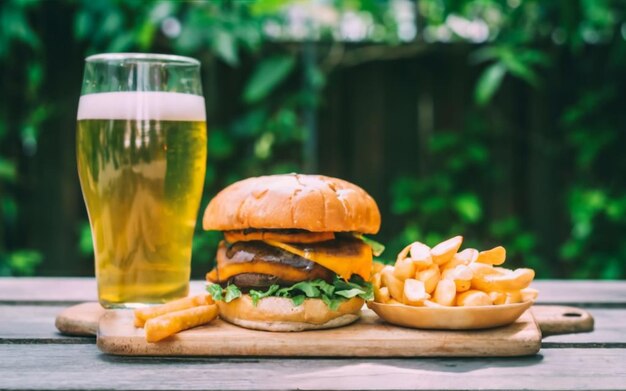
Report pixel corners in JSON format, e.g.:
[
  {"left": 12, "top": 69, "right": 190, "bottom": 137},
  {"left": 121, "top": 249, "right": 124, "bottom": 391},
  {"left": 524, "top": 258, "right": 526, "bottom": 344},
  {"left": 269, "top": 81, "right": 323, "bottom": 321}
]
[{"left": 264, "top": 240, "right": 372, "bottom": 281}]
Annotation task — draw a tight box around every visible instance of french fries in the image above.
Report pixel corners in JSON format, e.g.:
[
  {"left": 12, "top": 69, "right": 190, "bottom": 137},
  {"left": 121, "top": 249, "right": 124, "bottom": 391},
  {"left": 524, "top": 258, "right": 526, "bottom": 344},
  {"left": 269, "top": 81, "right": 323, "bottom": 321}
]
[
  {"left": 430, "top": 236, "right": 463, "bottom": 265},
  {"left": 381, "top": 267, "right": 405, "bottom": 302},
  {"left": 403, "top": 279, "right": 430, "bottom": 306},
  {"left": 433, "top": 279, "right": 456, "bottom": 306},
  {"left": 393, "top": 257, "right": 416, "bottom": 280},
  {"left": 371, "top": 236, "right": 537, "bottom": 308},
  {"left": 134, "top": 294, "right": 219, "bottom": 342},
  {"left": 477, "top": 246, "right": 506, "bottom": 265},
  {"left": 134, "top": 294, "right": 214, "bottom": 327},
  {"left": 416, "top": 264, "right": 440, "bottom": 294},
  {"left": 456, "top": 290, "right": 492, "bottom": 306},
  {"left": 441, "top": 265, "right": 473, "bottom": 292},
  {"left": 409, "top": 242, "right": 433, "bottom": 268},
  {"left": 471, "top": 268, "right": 535, "bottom": 292},
  {"left": 145, "top": 305, "right": 219, "bottom": 343}
]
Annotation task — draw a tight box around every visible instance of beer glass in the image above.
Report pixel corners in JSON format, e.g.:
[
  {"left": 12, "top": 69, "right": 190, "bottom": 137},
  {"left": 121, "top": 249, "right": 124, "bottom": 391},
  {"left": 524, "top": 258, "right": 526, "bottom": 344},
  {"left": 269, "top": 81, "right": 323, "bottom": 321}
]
[{"left": 77, "top": 53, "right": 207, "bottom": 308}]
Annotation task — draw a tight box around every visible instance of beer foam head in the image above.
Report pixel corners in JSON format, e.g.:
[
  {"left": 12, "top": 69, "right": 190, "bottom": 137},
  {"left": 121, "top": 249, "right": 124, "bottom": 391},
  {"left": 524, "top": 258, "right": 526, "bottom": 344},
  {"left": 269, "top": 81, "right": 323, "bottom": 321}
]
[{"left": 77, "top": 91, "right": 206, "bottom": 121}]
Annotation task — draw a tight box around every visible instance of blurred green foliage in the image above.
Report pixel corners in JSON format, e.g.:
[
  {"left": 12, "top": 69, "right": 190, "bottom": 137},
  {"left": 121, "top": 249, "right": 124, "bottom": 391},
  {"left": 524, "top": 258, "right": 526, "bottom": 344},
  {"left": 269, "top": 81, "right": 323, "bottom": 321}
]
[
  {"left": 388, "top": 0, "right": 626, "bottom": 278},
  {"left": 1, "top": 0, "right": 625, "bottom": 278}
]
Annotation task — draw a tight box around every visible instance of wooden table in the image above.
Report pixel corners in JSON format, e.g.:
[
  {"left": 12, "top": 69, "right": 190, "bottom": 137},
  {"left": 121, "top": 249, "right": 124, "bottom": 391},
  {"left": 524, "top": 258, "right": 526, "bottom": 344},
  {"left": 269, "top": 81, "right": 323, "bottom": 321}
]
[{"left": 1, "top": 278, "right": 625, "bottom": 390}]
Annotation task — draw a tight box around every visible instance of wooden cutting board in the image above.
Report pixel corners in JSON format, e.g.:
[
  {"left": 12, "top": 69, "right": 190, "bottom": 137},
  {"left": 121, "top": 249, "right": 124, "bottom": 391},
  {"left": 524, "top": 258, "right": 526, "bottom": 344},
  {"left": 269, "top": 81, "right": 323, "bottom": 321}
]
[
  {"left": 56, "top": 303, "right": 594, "bottom": 357},
  {"left": 97, "top": 307, "right": 541, "bottom": 357}
]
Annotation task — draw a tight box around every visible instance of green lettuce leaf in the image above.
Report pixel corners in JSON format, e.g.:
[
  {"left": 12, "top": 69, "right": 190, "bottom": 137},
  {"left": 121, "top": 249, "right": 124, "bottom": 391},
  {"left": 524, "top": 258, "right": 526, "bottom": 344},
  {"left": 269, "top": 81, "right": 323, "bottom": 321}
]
[
  {"left": 290, "top": 294, "right": 306, "bottom": 306},
  {"left": 353, "top": 233, "right": 386, "bottom": 256},
  {"left": 334, "top": 288, "right": 366, "bottom": 298},
  {"left": 249, "top": 284, "right": 280, "bottom": 306},
  {"left": 209, "top": 276, "right": 372, "bottom": 310},
  {"left": 206, "top": 283, "right": 223, "bottom": 301},
  {"left": 206, "top": 283, "right": 242, "bottom": 303},
  {"left": 224, "top": 284, "right": 242, "bottom": 302}
]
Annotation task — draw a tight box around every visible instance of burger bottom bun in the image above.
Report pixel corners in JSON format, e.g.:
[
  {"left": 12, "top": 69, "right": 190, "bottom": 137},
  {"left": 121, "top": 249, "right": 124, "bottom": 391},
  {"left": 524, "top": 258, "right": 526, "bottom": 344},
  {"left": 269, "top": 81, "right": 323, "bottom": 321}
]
[{"left": 217, "top": 295, "right": 364, "bottom": 332}]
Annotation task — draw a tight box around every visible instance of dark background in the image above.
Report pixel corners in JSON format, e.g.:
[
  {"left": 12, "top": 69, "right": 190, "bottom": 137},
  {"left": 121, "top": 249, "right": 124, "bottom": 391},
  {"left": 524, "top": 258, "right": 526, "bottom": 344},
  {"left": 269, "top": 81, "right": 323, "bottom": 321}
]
[{"left": 1, "top": 0, "right": 625, "bottom": 279}]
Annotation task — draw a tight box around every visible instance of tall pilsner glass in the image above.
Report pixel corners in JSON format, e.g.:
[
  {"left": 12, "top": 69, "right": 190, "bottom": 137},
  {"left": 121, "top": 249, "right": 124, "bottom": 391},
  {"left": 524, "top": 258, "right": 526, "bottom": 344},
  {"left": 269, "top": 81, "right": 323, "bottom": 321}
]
[{"left": 77, "top": 53, "right": 207, "bottom": 308}]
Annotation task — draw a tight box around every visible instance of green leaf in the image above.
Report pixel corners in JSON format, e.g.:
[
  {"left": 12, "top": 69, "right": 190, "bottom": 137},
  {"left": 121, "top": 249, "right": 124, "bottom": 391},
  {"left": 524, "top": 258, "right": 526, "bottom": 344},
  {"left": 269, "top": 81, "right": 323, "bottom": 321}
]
[
  {"left": 213, "top": 29, "right": 238, "bottom": 66},
  {"left": 206, "top": 284, "right": 223, "bottom": 301},
  {"left": 243, "top": 55, "right": 295, "bottom": 104},
  {"left": 7, "top": 250, "right": 42, "bottom": 276},
  {"left": 218, "top": 276, "right": 372, "bottom": 309},
  {"left": 137, "top": 21, "right": 156, "bottom": 50},
  {"left": 249, "top": 284, "right": 279, "bottom": 305},
  {"left": 321, "top": 295, "right": 342, "bottom": 311},
  {"left": 289, "top": 281, "right": 320, "bottom": 297},
  {"left": 334, "top": 288, "right": 365, "bottom": 299},
  {"left": 78, "top": 222, "right": 93, "bottom": 255},
  {"left": 207, "top": 129, "right": 235, "bottom": 160},
  {"left": 224, "top": 284, "right": 242, "bottom": 302},
  {"left": 475, "top": 62, "right": 506, "bottom": 106},
  {"left": 469, "top": 46, "right": 501, "bottom": 64},
  {"left": 74, "top": 10, "right": 91, "bottom": 40},
  {"left": 317, "top": 280, "right": 335, "bottom": 296},
  {"left": 107, "top": 33, "right": 135, "bottom": 53},
  {"left": 0, "top": 158, "right": 16, "bottom": 182},
  {"left": 290, "top": 295, "right": 305, "bottom": 306},
  {"left": 453, "top": 193, "right": 482, "bottom": 223},
  {"left": 354, "top": 234, "right": 386, "bottom": 256},
  {"left": 501, "top": 53, "right": 538, "bottom": 86}
]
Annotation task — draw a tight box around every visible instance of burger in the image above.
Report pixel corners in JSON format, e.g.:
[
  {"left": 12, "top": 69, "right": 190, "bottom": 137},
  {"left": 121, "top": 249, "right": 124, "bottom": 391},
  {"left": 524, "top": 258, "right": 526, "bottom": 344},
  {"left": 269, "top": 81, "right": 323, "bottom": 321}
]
[{"left": 202, "top": 173, "right": 383, "bottom": 331}]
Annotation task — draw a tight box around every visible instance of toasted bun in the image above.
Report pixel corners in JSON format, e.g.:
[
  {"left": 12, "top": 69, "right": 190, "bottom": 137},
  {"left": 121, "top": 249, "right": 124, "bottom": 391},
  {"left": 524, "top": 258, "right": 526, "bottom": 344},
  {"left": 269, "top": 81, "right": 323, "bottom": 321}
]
[
  {"left": 203, "top": 174, "right": 380, "bottom": 234},
  {"left": 217, "top": 295, "right": 363, "bottom": 332}
]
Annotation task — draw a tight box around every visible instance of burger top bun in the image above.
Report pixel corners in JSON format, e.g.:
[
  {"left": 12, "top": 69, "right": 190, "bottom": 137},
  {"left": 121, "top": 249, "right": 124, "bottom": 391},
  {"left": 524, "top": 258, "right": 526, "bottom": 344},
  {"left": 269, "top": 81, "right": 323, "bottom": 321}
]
[
  {"left": 216, "top": 295, "right": 363, "bottom": 332},
  {"left": 203, "top": 174, "right": 381, "bottom": 234}
]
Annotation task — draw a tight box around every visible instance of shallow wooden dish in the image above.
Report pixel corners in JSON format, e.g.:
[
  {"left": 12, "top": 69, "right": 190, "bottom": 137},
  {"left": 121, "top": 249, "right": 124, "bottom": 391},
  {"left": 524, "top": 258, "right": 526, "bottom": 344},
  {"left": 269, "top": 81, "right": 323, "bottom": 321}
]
[{"left": 367, "top": 300, "right": 534, "bottom": 330}]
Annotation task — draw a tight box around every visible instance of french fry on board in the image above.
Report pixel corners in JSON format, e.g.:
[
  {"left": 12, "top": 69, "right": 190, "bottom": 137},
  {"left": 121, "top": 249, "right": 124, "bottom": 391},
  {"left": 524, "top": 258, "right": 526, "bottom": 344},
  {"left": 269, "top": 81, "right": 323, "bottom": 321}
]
[
  {"left": 144, "top": 304, "right": 219, "bottom": 343},
  {"left": 134, "top": 294, "right": 214, "bottom": 327}
]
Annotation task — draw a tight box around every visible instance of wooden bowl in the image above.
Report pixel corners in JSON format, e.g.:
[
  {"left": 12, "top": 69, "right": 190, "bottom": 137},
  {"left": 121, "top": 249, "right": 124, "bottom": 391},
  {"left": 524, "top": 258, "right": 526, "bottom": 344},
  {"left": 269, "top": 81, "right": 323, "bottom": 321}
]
[{"left": 367, "top": 300, "right": 534, "bottom": 330}]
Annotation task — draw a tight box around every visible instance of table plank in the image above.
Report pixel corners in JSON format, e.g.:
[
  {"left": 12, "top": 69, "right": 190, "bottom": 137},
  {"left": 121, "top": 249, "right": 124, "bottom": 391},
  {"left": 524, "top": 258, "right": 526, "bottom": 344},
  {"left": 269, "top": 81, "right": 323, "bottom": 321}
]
[
  {"left": 542, "top": 308, "right": 626, "bottom": 346},
  {"left": 0, "top": 345, "right": 624, "bottom": 390},
  {"left": 1, "top": 305, "right": 623, "bottom": 346},
  {"left": 1, "top": 278, "right": 625, "bottom": 305},
  {"left": 0, "top": 305, "right": 93, "bottom": 343},
  {"left": 0, "top": 278, "right": 97, "bottom": 304},
  {"left": 0, "top": 278, "right": 207, "bottom": 304},
  {"left": 533, "top": 280, "right": 626, "bottom": 306}
]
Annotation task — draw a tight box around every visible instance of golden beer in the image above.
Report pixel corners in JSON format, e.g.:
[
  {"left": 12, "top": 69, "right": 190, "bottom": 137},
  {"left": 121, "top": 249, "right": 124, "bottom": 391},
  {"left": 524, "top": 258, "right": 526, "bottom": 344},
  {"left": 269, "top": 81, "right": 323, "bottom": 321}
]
[{"left": 77, "top": 91, "right": 206, "bottom": 307}]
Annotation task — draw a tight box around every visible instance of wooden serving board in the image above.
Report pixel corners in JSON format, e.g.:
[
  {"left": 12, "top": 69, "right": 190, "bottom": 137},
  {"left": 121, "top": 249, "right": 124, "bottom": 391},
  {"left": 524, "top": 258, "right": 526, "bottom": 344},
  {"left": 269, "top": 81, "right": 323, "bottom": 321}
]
[{"left": 97, "top": 308, "right": 541, "bottom": 357}]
